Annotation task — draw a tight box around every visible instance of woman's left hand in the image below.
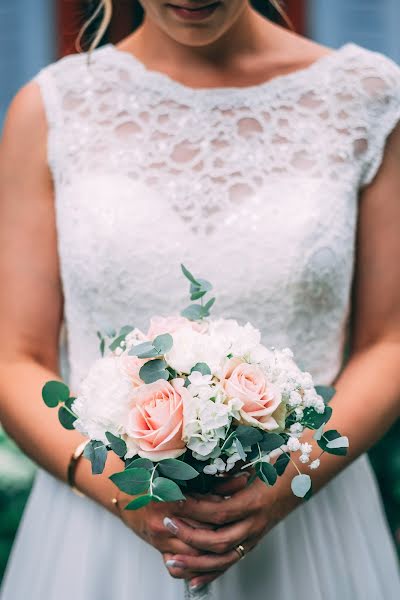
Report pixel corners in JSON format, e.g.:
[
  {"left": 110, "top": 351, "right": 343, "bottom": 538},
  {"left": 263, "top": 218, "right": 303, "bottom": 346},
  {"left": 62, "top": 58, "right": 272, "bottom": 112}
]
[{"left": 163, "top": 476, "right": 297, "bottom": 589}]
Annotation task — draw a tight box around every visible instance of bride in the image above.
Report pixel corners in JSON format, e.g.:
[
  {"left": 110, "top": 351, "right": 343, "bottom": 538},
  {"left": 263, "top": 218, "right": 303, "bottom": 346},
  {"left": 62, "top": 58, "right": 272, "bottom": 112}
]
[{"left": 0, "top": 1, "right": 400, "bottom": 598}]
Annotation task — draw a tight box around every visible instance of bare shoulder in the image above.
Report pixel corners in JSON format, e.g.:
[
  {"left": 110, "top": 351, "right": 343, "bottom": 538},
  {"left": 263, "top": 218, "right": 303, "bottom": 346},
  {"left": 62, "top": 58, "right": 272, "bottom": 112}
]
[{"left": 1, "top": 81, "right": 48, "bottom": 176}]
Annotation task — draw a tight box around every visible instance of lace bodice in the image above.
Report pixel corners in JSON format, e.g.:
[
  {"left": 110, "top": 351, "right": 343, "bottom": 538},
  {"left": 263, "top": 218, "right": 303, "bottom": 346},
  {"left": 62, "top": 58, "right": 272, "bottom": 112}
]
[{"left": 34, "top": 43, "right": 400, "bottom": 389}]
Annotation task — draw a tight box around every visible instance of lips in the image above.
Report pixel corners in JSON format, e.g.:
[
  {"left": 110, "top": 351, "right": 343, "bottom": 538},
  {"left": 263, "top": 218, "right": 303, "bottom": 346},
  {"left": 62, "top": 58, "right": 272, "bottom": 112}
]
[{"left": 166, "top": 1, "right": 221, "bottom": 21}]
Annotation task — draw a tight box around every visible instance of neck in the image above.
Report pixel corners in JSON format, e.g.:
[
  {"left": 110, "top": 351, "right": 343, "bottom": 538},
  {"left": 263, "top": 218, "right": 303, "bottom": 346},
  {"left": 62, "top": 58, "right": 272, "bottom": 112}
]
[{"left": 118, "top": 4, "right": 284, "bottom": 72}]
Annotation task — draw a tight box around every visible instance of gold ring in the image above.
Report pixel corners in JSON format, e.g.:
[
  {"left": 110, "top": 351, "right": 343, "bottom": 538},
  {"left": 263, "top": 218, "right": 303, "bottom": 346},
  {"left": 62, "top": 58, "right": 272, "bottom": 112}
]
[{"left": 234, "top": 544, "right": 246, "bottom": 560}]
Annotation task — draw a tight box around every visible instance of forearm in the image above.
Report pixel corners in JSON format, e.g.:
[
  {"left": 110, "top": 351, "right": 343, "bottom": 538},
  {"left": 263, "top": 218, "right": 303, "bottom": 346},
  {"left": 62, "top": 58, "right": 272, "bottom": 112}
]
[
  {"left": 278, "top": 338, "right": 400, "bottom": 506},
  {"left": 0, "top": 357, "right": 121, "bottom": 515}
]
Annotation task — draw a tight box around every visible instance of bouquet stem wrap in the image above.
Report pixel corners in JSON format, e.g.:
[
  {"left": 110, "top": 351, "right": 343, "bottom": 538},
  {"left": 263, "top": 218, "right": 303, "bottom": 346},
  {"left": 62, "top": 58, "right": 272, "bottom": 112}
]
[{"left": 184, "top": 581, "right": 213, "bottom": 600}]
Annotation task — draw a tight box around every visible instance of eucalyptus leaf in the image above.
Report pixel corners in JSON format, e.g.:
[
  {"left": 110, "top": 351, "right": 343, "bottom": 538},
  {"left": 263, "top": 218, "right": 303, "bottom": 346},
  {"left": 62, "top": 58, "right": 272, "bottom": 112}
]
[
  {"left": 110, "top": 468, "right": 151, "bottom": 495},
  {"left": 119, "top": 325, "right": 134, "bottom": 337},
  {"left": 326, "top": 436, "right": 349, "bottom": 449},
  {"left": 191, "top": 290, "right": 207, "bottom": 301},
  {"left": 129, "top": 342, "right": 159, "bottom": 359},
  {"left": 313, "top": 423, "right": 325, "bottom": 442},
  {"left": 181, "top": 304, "right": 204, "bottom": 321},
  {"left": 152, "top": 477, "right": 186, "bottom": 502},
  {"left": 139, "top": 359, "right": 169, "bottom": 384},
  {"left": 153, "top": 333, "right": 173, "bottom": 355},
  {"left": 83, "top": 440, "right": 108, "bottom": 475},
  {"left": 42, "top": 380, "right": 70, "bottom": 408},
  {"left": 256, "top": 462, "right": 277, "bottom": 486},
  {"left": 109, "top": 334, "right": 127, "bottom": 352},
  {"left": 125, "top": 495, "right": 153, "bottom": 510},
  {"left": 58, "top": 398, "right": 77, "bottom": 430},
  {"left": 105, "top": 431, "right": 127, "bottom": 458},
  {"left": 190, "top": 362, "right": 212, "bottom": 376},
  {"left": 235, "top": 425, "right": 263, "bottom": 447},
  {"left": 315, "top": 385, "right": 336, "bottom": 405},
  {"left": 158, "top": 459, "right": 199, "bottom": 481},
  {"left": 234, "top": 438, "right": 246, "bottom": 461},
  {"left": 302, "top": 405, "right": 332, "bottom": 430},
  {"left": 181, "top": 264, "right": 200, "bottom": 286},
  {"left": 99, "top": 338, "right": 105, "bottom": 357},
  {"left": 274, "top": 453, "right": 290, "bottom": 476},
  {"left": 291, "top": 474, "right": 312, "bottom": 498},
  {"left": 259, "top": 432, "right": 285, "bottom": 452},
  {"left": 202, "top": 297, "right": 216, "bottom": 316},
  {"left": 196, "top": 278, "right": 212, "bottom": 292},
  {"left": 317, "top": 430, "right": 348, "bottom": 456},
  {"left": 125, "top": 457, "right": 154, "bottom": 470}
]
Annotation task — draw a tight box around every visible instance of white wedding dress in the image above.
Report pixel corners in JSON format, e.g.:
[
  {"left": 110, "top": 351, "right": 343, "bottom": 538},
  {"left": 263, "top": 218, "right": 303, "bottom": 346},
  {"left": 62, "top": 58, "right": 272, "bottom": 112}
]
[{"left": 1, "top": 42, "right": 400, "bottom": 600}]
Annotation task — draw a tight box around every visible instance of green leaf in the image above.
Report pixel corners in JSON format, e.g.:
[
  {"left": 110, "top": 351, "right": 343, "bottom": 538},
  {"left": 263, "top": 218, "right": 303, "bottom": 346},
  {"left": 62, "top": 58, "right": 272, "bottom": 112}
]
[
  {"left": 202, "top": 297, "right": 216, "bottom": 316},
  {"left": 302, "top": 406, "right": 332, "bottom": 430},
  {"left": 190, "top": 290, "right": 207, "bottom": 301},
  {"left": 125, "top": 495, "right": 153, "bottom": 510},
  {"left": 152, "top": 477, "right": 186, "bottom": 502},
  {"left": 235, "top": 425, "right": 263, "bottom": 447},
  {"left": 42, "top": 380, "right": 70, "bottom": 408},
  {"left": 196, "top": 278, "right": 212, "bottom": 292},
  {"left": 291, "top": 474, "right": 312, "bottom": 498},
  {"left": 327, "top": 436, "right": 349, "bottom": 450},
  {"left": 110, "top": 468, "right": 151, "bottom": 495},
  {"left": 109, "top": 334, "right": 127, "bottom": 352},
  {"left": 234, "top": 438, "right": 246, "bottom": 461},
  {"left": 258, "top": 433, "right": 285, "bottom": 452},
  {"left": 119, "top": 325, "right": 134, "bottom": 337},
  {"left": 105, "top": 432, "right": 127, "bottom": 458},
  {"left": 125, "top": 457, "right": 154, "bottom": 470},
  {"left": 181, "top": 304, "right": 204, "bottom": 321},
  {"left": 153, "top": 333, "right": 173, "bottom": 355},
  {"left": 313, "top": 423, "right": 325, "bottom": 442},
  {"left": 315, "top": 385, "right": 336, "bottom": 405},
  {"left": 83, "top": 441, "right": 108, "bottom": 475},
  {"left": 158, "top": 459, "right": 199, "bottom": 481},
  {"left": 274, "top": 453, "right": 290, "bottom": 476},
  {"left": 181, "top": 264, "right": 200, "bottom": 286},
  {"left": 256, "top": 462, "right": 278, "bottom": 486},
  {"left": 99, "top": 338, "right": 105, "bottom": 357},
  {"left": 129, "top": 342, "right": 159, "bottom": 359},
  {"left": 139, "top": 359, "right": 169, "bottom": 384},
  {"left": 58, "top": 398, "right": 77, "bottom": 430},
  {"left": 190, "top": 362, "right": 212, "bottom": 376},
  {"left": 318, "top": 430, "right": 348, "bottom": 456}
]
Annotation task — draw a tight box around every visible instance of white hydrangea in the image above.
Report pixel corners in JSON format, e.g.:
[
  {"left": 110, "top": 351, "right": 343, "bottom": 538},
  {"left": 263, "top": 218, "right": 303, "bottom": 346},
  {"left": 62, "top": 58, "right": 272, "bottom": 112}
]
[
  {"left": 165, "top": 327, "right": 227, "bottom": 375},
  {"left": 72, "top": 357, "right": 136, "bottom": 444},
  {"left": 208, "top": 319, "right": 261, "bottom": 359}
]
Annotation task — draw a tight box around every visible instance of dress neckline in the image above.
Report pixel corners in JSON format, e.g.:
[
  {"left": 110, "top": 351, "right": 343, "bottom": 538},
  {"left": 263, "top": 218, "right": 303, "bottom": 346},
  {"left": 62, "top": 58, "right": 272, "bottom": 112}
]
[{"left": 102, "top": 42, "right": 357, "bottom": 99}]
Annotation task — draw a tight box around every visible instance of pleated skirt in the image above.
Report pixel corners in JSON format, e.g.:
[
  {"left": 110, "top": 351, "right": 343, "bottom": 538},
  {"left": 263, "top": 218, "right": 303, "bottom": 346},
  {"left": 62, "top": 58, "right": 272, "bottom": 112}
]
[{"left": 1, "top": 454, "right": 399, "bottom": 600}]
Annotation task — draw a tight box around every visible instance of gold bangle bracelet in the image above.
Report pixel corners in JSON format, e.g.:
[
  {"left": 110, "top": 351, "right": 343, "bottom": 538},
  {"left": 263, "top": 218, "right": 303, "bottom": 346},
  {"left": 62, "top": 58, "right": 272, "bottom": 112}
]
[{"left": 67, "top": 440, "right": 88, "bottom": 497}]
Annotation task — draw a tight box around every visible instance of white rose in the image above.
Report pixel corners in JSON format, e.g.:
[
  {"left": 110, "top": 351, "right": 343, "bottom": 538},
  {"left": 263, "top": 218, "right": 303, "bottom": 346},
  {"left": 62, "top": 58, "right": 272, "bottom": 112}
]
[
  {"left": 72, "top": 357, "right": 136, "bottom": 444},
  {"left": 165, "top": 327, "right": 226, "bottom": 374},
  {"left": 208, "top": 319, "right": 261, "bottom": 357}
]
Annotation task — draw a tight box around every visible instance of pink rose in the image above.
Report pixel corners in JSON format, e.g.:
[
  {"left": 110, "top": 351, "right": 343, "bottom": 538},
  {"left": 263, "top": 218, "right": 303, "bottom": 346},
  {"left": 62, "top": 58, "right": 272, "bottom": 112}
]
[
  {"left": 120, "top": 356, "right": 144, "bottom": 388},
  {"left": 147, "top": 315, "right": 207, "bottom": 339},
  {"left": 222, "top": 358, "right": 282, "bottom": 431},
  {"left": 125, "top": 379, "right": 186, "bottom": 460}
]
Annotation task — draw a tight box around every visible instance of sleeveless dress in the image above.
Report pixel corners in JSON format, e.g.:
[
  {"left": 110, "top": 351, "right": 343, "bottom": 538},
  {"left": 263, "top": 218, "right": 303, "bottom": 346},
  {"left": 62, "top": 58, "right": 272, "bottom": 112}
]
[{"left": 1, "top": 42, "right": 400, "bottom": 600}]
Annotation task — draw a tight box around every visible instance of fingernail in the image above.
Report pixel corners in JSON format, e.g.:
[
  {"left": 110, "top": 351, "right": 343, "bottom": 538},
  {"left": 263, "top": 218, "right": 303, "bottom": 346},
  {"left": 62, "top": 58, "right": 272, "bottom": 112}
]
[
  {"left": 223, "top": 495, "right": 232, "bottom": 500},
  {"left": 163, "top": 517, "right": 179, "bottom": 534},
  {"left": 165, "top": 559, "right": 186, "bottom": 569},
  {"left": 189, "top": 583, "right": 205, "bottom": 592},
  {"left": 233, "top": 471, "right": 250, "bottom": 479}
]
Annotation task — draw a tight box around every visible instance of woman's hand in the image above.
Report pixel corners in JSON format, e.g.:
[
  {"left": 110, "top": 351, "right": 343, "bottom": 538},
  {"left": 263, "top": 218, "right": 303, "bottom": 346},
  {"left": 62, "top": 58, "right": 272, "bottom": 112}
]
[{"left": 163, "top": 477, "right": 297, "bottom": 589}]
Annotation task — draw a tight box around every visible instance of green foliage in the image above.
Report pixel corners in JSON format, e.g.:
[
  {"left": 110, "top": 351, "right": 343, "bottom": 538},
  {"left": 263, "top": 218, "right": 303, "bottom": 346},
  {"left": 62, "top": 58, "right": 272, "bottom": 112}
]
[
  {"left": 235, "top": 425, "right": 263, "bottom": 447},
  {"left": 318, "top": 430, "right": 348, "bottom": 456},
  {"left": 58, "top": 398, "right": 77, "bottom": 430},
  {"left": 157, "top": 459, "right": 199, "bottom": 481},
  {"left": 125, "top": 495, "right": 153, "bottom": 510},
  {"left": 258, "top": 432, "right": 285, "bottom": 452},
  {"left": 315, "top": 385, "right": 336, "bottom": 404},
  {"left": 42, "top": 381, "right": 70, "bottom": 408},
  {"left": 180, "top": 264, "right": 216, "bottom": 320},
  {"left": 125, "top": 457, "right": 153, "bottom": 470},
  {"left": 190, "top": 363, "right": 212, "bottom": 376},
  {"left": 105, "top": 432, "right": 127, "bottom": 458},
  {"left": 256, "top": 461, "right": 278, "bottom": 486},
  {"left": 302, "top": 405, "right": 332, "bottom": 430},
  {"left": 291, "top": 474, "right": 312, "bottom": 498},
  {"left": 275, "top": 453, "right": 290, "bottom": 476},
  {"left": 110, "top": 468, "right": 151, "bottom": 495},
  {"left": 139, "top": 359, "right": 169, "bottom": 383},
  {"left": 83, "top": 440, "right": 108, "bottom": 475},
  {"left": 152, "top": 477, "right": 186, "bottom": 502},
  {"left": 108, "top": 325, "right": 134, "bottom": 352}
]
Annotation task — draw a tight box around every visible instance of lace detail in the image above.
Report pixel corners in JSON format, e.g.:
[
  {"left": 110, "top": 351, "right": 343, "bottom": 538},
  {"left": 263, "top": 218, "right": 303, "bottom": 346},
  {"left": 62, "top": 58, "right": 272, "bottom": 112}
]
[{"left": 33, "top": 43, "right": 400, "bottom": 389}]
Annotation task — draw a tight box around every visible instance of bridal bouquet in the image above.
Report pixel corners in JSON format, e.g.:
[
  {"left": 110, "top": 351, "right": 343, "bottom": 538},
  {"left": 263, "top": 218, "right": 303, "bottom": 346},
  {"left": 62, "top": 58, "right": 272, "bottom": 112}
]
[{"left": 42, "top": 265, "right": 348, "bottom": 508}]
